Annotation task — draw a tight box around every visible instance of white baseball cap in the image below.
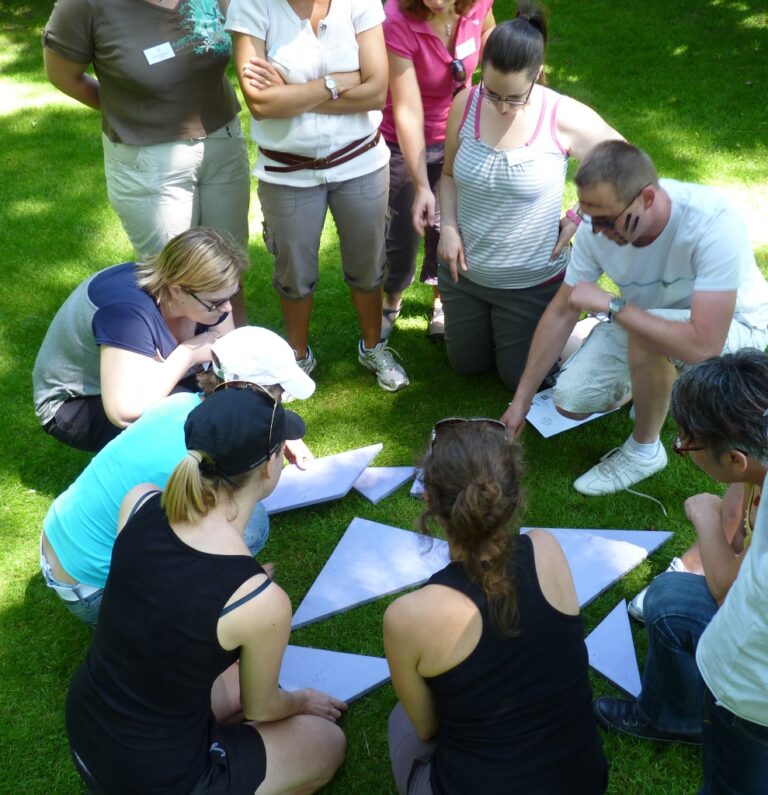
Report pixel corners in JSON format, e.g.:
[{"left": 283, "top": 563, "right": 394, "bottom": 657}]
[{"left": 210, "top": 326, "right": 316, "bottom": 400}]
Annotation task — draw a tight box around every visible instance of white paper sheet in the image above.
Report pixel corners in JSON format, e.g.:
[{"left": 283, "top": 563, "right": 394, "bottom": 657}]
[
  {"left": 353, "top": 466, "right": 416, "bottom": 504},
  {"left": 585, "top": 601, "right": 642, "bottom": 697},
  {"left": 526, "top": 388, "right": 619, "bottom": 438},
  {"left": 292, "top": 517, "right": 450, "bottom": 628}
]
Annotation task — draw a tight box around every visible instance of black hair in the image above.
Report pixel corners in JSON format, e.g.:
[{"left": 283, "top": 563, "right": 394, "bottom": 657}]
[{"left": 482, "top": 3, "right": 548, "bottom": 80}]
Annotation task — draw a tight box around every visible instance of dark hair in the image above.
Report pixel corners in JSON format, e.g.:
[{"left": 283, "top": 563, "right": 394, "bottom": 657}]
[
  {"left": 482, "top": 4, "right": 548, "bottom": 81},
  {"left": 419, "top": 422, "right": 526, "bottom": 636},
  {"left": 670, "top": 349, "right": 768, "bottom": 465},
  {"left": 575, "top": 141, "right": 659, "bottom": 203},
  {"left": 398, "top": 0, "right": 479, "bottom": 21}
]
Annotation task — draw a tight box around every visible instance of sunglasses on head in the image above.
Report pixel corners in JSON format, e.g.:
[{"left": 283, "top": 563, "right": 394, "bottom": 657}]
[{"left": 430, "top": 417, "right": 508, "bottom": 450}]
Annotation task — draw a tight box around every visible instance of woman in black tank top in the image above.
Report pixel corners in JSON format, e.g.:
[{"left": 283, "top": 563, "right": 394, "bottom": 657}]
[
  {"left": 65, "top": 388, "right": 347, "bottom": 795},
  {"left": 384, "top": 417, "right": 607, "bottom": 794}
]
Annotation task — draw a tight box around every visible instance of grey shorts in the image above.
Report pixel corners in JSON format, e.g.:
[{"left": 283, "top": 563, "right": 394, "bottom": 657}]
[
  {"left": 388, "top": 703, "right": 435, "bottom": 795},
  {"left": 553, "top": 308, "right": 768, "bottom": 414},
  {"left": 258, "top": 166, "right": 388, "bottom": 299}
]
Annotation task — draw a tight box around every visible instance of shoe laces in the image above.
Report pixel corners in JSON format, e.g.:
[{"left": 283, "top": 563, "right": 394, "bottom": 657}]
[
  {"left": 367, "top": 343, "right": 404, "bottom": 371},
  {"left": 597, "top": 447, "right": 669, "bottom": 516}
]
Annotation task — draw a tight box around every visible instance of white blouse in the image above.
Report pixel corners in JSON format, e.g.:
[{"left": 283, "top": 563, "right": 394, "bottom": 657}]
[{"left": 226, "top": 0, "right": 389, "bottom": 186}]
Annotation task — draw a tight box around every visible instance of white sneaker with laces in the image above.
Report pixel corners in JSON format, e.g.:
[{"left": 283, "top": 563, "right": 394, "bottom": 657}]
[
  {"left": 628, "top": 557, "right": 689, "bottom": 622},
  {"left": 573, "top": 439, "right": 668, "bottom": 496},
  {"left": 358, "top": 340, "right": 409, "bottom": 391}
]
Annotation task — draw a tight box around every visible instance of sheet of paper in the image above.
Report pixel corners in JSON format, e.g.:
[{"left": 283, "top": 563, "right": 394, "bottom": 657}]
[
  {"left": 262, "top": 443, "right": 383, "bottom": 514},
  {"left": 353, "top": 466, "right": 415, "bottom": 504},
  {"left": 279, "top": 645, "right": 391, "bottom": 703},
  {"left": 410, "top": 469, "right": 424, "bottom": 497},
  {"left": 521, "top": 527, "right": 671, "bottom": 608},
  {"left": 292, "top": 517, "right": 450, "bottom": 628},
  {"left": 585, "top": 601, "right": 642, "bottom": 697},
  {"left": 526, "top": 388, "right": 619, "bottom": 438}
]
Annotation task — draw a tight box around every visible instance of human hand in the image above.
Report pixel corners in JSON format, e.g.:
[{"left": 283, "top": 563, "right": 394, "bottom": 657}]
[
  {"left": 501, "top": 397, "right": 529, "bottom": 438},
  {"left": 411, "top": 186, "right": 436, "bottom": 234},
  {"left": 181, "top": 330, "right": 223, "bottom": 365},
  {"left": 243, "top": 56, "right": 286, "bottom": 90},
  {"left": 299, "top": 688, "right": 348, "bottom": 723},
  {"left": 284, "top": 438, "right": 314, "bottom": 470},
  {"left": 568, "top": 282, "right": 612, "bottom": 314},
  {"left": 685, "top": 493, "right": 723, "bottom": 534},
  {"left": 437, "top": 226, "right": 466, "bottom": 283},
  {"left": 550, "top": 215, "right": 578, "bottom": 260}
]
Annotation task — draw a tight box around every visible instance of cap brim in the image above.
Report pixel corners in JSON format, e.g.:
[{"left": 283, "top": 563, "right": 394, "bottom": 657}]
[
  {"left": 280, "top": 370, "right": 316, "bottom": 400},
  {"left": 282, "top": 408, "right": 307, "bottom": 441}
]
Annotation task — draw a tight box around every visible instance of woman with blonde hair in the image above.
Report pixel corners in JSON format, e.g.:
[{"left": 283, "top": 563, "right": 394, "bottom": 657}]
[
  {"left": 33, "top": 227, "right": 248, "bottom": 451},
  {"left": 65, "top": 387, "right": 346, "bottom": 794},
  {"left": 385, "top": 418, "right": 607, "bottom": 793}
]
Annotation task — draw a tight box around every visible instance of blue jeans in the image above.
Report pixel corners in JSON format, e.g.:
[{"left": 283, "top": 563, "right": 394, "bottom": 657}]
[
  {"left": 637, "top": 572, "right": 718, "bottom": 735},
  {"left": 701, "top": 687, "right": 768, "bottom": 794},
  {"left": 243, "top": 502, "right": 270, "bottom": 557}
]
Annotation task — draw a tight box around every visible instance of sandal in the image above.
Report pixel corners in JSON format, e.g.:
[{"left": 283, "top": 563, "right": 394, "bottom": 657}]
[{"left": 381, "top": 306, "right": 401, "bottom": 340}]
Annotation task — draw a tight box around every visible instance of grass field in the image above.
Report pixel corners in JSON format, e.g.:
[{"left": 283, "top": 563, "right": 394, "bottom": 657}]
[{"left": 0, "top": 0, "right": 766, "bottom": 792}]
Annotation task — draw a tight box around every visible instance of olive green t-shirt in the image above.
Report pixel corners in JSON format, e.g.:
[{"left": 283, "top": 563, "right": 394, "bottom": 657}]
[{"left": 44, "top": 0, "right": 240, "bottom": 144}]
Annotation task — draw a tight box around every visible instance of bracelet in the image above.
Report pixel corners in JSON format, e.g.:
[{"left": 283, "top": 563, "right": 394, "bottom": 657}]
[{"left": 565, "top": 209, "right": 582, "bottom": 227}]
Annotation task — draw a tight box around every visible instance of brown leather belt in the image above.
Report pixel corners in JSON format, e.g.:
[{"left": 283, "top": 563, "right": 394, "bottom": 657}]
[{"left": 261, "top": 130, "right": 381, "bottom": 173}]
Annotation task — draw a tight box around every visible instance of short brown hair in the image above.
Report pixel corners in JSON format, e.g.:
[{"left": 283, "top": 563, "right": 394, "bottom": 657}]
[
  {"left": 575, "top": 141, "right": 659, "bottom": 203},
  {"left": 398, "top": 0, "right": 479, "bottom": 21}
]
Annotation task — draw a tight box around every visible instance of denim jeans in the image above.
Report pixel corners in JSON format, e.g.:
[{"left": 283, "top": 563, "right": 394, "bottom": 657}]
[
  {"left": 700, "top": 687, "right": 768, "bottom": 794},
  {"left": 243, "top": 502, "right": 270, "bottom": 557},
  {"left": 637, "top": 572, "right": 718, "bottom": 735}
]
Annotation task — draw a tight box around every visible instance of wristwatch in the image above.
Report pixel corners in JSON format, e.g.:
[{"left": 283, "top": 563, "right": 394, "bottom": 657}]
[
  {"left": 607, "top": 296, "right": 626, "bottom": 322},
  {"left": 324, "top": 75, "right": 338, "bottom": 100}
]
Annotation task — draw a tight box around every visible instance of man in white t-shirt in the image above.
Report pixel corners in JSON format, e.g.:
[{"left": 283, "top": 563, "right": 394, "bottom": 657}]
[{"left": 502, "top": 140, "right": 768, "bottom": 495}]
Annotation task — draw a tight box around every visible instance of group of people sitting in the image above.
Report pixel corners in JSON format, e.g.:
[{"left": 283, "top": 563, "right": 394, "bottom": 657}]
[{"left": 34, "top": 0, "right": 768, "bottom": 792}]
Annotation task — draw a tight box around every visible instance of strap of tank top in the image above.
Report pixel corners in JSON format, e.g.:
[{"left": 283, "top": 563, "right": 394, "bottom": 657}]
[
  {"left": 525, "top": 87, "right": 548, "bottom": 146},
  {"left": 127, "top": 489, "right": 162, "bottom": 522},
  {"left": 220, "top": 576, "right": 273, "bottom": 617},
  {"left": 458, "top": 85, "right": 479, "bottom": 137}
]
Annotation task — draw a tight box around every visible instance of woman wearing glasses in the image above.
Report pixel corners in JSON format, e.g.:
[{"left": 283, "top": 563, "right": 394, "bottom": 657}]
[
  {"left": 384, "top": 418, "right": 607, "bottom": 794},
  {"left": 380, "top": 0, "right": 495, "bottom": 340},
  {"left": 65, "top": 388, "right": 347, "bottom": 794},
  {"left": 33, "top": 228, "right": 246, "bottom": 452},
  {"left": 437, "top": 6, "right": 622, "bottom": 390}
]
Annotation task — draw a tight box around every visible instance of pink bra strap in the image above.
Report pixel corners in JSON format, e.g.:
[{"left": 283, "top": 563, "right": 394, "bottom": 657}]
[
  {"left": 458, "top": 85, "right": 479, "bottom": 137},
  {"left": 549, "top": 96, "right": 568, "bottom": 155}
]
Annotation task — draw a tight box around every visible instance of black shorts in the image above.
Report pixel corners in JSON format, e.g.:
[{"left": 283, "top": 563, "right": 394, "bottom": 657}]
[{"left": 191, "top": 721, "right": 267, "bottom": 795}]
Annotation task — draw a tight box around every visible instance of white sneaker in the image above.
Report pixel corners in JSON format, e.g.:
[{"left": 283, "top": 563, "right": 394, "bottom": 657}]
[
  {"left": 284, "top": 347, "right": 317, "bottom": 402},
  {"left": 573, "top": 439, "right": 668, "bottom": 496},
  {"left": 358, "top": 340, "right": 409, "bottom": 391},
  {"left": 628, "top": 557, "right": 688, "bottom": 622}
]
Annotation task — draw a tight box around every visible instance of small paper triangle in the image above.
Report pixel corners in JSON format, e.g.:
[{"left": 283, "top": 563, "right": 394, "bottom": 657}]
[
  {"left": 585, "top": 601, "right": 642, "bottom": 697},
  {"left": 292, "top": 517, "right": 450, "bottom": 628},
  {"left": 279, "top": 645, "right": 391, "bottom": 703},
  {"left": 353, "top": 466, "right": 416, "bottom": 504},
  {"left": 262, "top": 443, "right": 383, "bottom": 514}
]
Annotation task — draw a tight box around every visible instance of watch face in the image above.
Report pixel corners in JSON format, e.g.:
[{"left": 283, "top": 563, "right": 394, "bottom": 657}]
[{"left": 325, "top": 76, "right": 336, "bottom": 89}]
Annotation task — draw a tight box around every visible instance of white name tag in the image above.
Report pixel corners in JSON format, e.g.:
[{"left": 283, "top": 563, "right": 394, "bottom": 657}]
[
  {"left": 455, "top": 38, "right": 477, "bottom": 61},
  {"left": 144, "top": 42, "right": 175, "bottom": 65}
]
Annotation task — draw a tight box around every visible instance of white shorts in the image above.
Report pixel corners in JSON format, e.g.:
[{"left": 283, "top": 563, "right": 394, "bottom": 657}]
[{"left": 552, "top": 309, "right": 768, "bottom": 414}]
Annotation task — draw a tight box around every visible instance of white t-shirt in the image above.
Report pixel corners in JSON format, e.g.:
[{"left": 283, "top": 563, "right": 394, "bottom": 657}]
[
  {"left": 566, "top": 179, "right": 768, "bottom": 330},
  {"left": 225, "top": 0, "right": 389, "bottom": 186},
  {"left": 697, "top": 475, "right": 768, "bottom": 727}
]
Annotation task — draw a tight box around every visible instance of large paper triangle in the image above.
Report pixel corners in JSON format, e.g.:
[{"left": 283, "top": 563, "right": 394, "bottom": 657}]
[
  {"left": 521, "top": 527, "right": 671, "bottom": 607},
  {"left": 353, "top": 466, "right": 415, "bottom": 504},
  {"left": 280, "top": 645, "right": 391, "bottom": 703},
  {"left": 292, "top": 517, "right": 450, "bottom": 628},
  {"left": 262, "top": 444, "right": 383, "bottom": 514},
  {"left": 585, "top": 601, "right": 642, "bottom": 697}
]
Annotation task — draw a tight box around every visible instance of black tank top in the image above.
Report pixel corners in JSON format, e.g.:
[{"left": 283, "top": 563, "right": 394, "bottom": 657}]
[
  {"left": 66, "top": 494, "right": 265, "bottom": 794},
  {"left": 426, "top": 533, "right": 608, "bottom": 794}
]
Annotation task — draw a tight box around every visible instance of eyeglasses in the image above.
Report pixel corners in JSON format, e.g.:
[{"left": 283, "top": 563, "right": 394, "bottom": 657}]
[
  {"left": 671, "top": 434, "right": 704, "bottom": 457},
  {"left": 184, "top": 285, "right": 241, "bottom": 313},
  {"left": 430, "top": 417, "right": 508, "bottom": 450},
  {"left": 214, "top": 380, "right": 280, "bottom": 466},
  {"left": 479, "top": 79, "right": 536, "bottom": 110},
  {"left": 576, "top": 184, "right": 651, "bottom": 232}
]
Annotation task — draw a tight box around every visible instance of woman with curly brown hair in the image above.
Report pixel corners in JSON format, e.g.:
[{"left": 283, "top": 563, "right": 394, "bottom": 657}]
[{"left": 384, "top": 418, "right": 607, "bottom": 794}]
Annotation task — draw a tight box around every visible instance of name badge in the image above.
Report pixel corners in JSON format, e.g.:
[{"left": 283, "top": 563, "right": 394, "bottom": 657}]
[
  {"left": 455, "top": 38, "right": 477, "bottom": 61},
  {"left": 144, "top": 42, "right": 175, "bottom": 65}
]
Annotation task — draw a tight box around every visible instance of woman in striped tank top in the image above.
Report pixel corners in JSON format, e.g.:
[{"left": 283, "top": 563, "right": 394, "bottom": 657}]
[{"left": 437, "top": 6, "right": 623, "bottom": 391}]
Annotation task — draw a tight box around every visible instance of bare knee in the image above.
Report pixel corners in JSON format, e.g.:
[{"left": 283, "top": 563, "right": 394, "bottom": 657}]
[{"left": 555, "top": 405, "right": 592, "bottom": 421}]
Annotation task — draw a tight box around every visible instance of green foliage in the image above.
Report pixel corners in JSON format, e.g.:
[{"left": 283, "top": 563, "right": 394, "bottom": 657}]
[{"left": 0, "top": 0, "right": 765, "bottom": 792}]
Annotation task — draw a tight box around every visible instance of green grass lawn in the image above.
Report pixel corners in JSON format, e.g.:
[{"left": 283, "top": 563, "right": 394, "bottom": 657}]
[{"left": 0, "top": 0, "right": 766, "bottom": 792}]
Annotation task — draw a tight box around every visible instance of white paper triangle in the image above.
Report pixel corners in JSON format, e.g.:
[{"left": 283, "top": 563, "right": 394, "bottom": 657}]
[
  {"left": 521, "top": 527, "right": 671, "bottom": 607},
  {"left": 262, "top": 443, "right": 383, "bottom": 514},
  {"left": 279, "top": 645, "right": 391, "bottom": 703},
  {"left": 585, "top": 601, "right": 642, "bottom": 697},
  {"left": 410, "top": 469, "right": 424, "bottom": 497},
  {"left": 526, "top": 387, "right": 620, "bottom": 438},
  {"left": 353, "top": 466, "right": 415, "bottom": 504},
  {"left": 292, "top": 517, "right": 450, "bottom": 628}
]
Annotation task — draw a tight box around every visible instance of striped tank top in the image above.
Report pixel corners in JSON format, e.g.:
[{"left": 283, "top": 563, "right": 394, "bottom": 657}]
[{"left": 453, "top": 85, "right": 570, "bottom": 289}]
